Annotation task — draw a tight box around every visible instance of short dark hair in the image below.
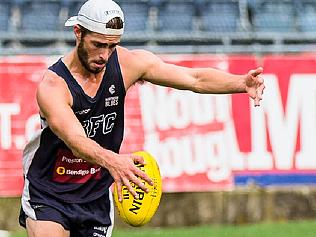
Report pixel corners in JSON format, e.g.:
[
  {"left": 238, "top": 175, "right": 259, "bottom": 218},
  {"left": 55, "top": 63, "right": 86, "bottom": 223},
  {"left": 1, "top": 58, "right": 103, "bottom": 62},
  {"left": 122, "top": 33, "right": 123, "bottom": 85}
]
[
  {"left": 80, "top": 17, "right": 124, "bottom": 38},
  {"left": 106, "top": 17, "right": 124, "bottom": 29},
  {"left": 79, "top": 26, "right": 93, "bottom": 38}
]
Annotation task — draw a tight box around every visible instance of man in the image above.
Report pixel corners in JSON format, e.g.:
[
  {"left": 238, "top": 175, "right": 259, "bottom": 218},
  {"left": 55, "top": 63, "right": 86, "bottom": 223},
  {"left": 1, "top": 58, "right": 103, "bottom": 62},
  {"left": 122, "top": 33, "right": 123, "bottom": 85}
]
[{"left": 19, "top": 0, "right": 265, "bottom": 236}]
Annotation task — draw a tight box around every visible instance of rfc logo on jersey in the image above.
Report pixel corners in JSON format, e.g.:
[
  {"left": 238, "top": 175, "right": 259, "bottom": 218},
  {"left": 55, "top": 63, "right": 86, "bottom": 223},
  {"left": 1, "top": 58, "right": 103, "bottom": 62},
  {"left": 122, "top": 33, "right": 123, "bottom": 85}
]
[
  {"left": 105, "top": 96, "right": 119, "bottom": 107},
  {"left": 83, "top": 112, "right": 117, "bottom": 137},
  {"left": 109, "top": 85, "right": 115, "bottom": 94}
]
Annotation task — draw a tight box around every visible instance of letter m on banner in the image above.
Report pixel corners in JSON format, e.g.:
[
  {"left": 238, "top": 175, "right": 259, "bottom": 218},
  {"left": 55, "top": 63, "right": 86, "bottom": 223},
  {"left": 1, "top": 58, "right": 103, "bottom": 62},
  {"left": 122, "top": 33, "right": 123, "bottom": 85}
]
[{"left": 249, "top": 73, "right": 316, "bottom": 170}]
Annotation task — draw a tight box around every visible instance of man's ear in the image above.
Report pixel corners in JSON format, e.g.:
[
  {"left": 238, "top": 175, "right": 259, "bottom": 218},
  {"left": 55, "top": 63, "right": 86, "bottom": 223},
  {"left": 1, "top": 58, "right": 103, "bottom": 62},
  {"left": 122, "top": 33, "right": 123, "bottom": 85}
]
[{"left": 73, "top": 25, "right": 82, "bottom": 40}]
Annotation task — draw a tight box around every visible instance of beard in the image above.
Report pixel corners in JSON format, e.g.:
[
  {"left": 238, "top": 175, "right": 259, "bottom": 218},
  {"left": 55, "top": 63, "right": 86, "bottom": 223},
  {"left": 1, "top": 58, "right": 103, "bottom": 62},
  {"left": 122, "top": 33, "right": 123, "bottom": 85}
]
[{"left": 77, "top": 39, "right": 106, "bottom": 74}]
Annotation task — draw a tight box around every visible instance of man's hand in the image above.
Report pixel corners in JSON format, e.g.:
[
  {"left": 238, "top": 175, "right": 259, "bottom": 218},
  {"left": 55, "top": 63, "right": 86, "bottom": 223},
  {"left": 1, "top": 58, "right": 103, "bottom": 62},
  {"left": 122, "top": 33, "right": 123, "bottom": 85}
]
[
  {"left": 107, "top": 153, "right": 153, "bottom": 202},
  {"left": 245, "top": 67, "right": 265, "bottom": 106}
]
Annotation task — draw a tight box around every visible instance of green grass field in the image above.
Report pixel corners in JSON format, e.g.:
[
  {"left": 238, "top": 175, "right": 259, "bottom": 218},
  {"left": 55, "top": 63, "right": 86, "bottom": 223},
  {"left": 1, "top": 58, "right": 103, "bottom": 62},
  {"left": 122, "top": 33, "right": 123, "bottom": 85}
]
[{"left": 10, "top": 220, "right": 316, "bottom": 237}]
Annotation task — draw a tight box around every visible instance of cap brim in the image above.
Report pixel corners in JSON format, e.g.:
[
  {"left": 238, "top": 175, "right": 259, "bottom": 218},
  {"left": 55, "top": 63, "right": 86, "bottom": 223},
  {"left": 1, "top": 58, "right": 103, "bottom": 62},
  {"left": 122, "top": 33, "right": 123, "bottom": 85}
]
[{"left": 65, "top": 16, "right": 79, "bottom": 26}]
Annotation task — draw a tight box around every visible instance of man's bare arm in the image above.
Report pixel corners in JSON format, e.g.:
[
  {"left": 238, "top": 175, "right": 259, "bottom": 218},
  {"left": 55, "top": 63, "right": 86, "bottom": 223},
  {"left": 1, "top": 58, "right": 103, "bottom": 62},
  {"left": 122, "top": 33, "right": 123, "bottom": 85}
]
[{"left": 121, "top": 49, "right": 264, "bottom": 106}]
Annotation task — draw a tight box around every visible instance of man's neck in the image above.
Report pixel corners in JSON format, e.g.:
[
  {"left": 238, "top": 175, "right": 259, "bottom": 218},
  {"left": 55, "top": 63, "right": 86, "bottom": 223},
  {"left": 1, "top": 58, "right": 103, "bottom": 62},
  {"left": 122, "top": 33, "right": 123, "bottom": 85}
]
[{"left": 63, "top": 50, "right": 105, "bottom": 82}]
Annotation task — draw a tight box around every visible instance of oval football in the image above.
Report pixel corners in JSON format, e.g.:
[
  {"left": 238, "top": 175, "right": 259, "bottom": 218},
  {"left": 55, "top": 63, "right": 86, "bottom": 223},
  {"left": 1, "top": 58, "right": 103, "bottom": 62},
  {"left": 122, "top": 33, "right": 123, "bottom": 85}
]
[{"left": 113, "top": 151, "right": 162, "bottom": 227}]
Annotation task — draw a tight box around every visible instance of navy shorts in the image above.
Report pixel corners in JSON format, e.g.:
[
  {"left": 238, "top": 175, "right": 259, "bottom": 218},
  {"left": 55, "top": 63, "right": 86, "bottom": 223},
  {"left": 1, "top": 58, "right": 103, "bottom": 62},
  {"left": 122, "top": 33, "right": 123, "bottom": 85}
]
[{"left": 19, "top": 189, "right": 114, "bottom": 237}]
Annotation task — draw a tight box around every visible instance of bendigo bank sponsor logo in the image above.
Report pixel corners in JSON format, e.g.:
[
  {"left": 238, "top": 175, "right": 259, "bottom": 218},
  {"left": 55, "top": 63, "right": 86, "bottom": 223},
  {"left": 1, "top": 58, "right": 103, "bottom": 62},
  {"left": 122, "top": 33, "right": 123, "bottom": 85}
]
[
  {"left": 53, "top": 149, "right": 102, "bottom": 183},
  {"left": 56, "top": 166, "right": 65, "bottom": 175}
]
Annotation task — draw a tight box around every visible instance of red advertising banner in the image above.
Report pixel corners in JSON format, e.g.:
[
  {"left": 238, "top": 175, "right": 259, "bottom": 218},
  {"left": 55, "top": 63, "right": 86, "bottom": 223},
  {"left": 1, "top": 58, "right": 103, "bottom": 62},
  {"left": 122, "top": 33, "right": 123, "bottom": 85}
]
[
  {"left": 1, "top": 54, "right": 316, "bottom": 196},
  {"left": 0, "top": 56, "right": 46, "bottom": 196}
]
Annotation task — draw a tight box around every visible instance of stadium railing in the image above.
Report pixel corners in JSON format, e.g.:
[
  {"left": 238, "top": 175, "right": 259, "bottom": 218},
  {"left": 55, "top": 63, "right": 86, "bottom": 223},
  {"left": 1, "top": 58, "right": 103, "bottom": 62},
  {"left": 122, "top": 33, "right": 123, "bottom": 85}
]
[{"left": 1, "top": 0, "right": 316, "bottom": 55}]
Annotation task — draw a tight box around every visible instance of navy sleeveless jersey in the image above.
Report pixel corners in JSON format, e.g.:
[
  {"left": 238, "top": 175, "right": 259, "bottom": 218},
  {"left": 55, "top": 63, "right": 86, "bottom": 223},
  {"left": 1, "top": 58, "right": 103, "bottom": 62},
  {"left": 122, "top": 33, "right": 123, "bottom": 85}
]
[{"left": 23, "top": 50, "right": 126, "bottom": 203}]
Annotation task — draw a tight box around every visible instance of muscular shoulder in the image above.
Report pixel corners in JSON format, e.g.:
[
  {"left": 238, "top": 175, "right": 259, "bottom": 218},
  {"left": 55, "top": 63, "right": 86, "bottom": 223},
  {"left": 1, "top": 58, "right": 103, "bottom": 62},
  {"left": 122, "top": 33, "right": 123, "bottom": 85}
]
[
  {"left": 37, "top": 69, "right": 73, "bottom": 109},
  {"left": 116, "top": 46, "right": 163, "bottom": 89},
  {"left": 40, "top": 69, "right": 66, "bottom": 88}
]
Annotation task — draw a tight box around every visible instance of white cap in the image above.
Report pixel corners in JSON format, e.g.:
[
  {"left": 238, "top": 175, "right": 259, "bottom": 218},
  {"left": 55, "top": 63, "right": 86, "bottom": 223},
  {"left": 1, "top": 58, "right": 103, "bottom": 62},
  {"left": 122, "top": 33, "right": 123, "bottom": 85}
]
[{"left": 65, "top": 0, "right": 124, "bottom": 35}]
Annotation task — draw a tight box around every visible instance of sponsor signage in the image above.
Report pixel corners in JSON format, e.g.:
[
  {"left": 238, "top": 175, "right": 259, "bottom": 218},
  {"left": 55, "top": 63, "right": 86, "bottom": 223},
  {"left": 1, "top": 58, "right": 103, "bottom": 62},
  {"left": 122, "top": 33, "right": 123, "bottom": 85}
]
[{"left": 1, "top": 55, "right": 316, "bottom": 195}]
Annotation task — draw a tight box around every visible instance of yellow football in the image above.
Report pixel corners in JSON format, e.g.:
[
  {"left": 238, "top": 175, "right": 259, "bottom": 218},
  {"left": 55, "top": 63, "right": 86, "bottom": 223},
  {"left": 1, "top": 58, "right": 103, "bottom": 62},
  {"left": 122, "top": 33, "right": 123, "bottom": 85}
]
[{"left": 113, "top": 151, "right": 162, "bottom": 227}]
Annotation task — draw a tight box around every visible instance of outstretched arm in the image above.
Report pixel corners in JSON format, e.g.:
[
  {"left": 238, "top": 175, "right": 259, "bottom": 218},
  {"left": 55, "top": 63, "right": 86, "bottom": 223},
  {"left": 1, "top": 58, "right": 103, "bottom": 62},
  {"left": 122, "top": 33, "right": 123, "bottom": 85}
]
[{"left": 124, "top": 49, "right": 265, "bottom": 106}]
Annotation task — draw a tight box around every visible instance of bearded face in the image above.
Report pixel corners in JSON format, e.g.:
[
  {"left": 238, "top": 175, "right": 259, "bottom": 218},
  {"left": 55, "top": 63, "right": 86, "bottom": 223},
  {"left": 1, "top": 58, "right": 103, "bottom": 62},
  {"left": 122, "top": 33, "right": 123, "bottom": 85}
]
[{"left": 77, "top": 38, "right": 107, "bottom": 74}]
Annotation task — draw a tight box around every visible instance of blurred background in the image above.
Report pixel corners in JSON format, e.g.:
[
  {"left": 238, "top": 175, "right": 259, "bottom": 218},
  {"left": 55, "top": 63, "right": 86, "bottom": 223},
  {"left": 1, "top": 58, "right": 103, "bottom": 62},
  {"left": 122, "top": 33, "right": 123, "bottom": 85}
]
[{"left": 1, "top": 0, "right": 316, "bottom": 236}]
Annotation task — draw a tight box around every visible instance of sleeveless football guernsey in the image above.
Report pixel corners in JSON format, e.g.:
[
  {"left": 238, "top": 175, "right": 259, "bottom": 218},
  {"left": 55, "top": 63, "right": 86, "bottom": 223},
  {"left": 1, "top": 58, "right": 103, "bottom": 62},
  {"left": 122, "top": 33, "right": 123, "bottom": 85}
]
[{"left": 22, "top": 50, "right": 125, "bottom": 203}]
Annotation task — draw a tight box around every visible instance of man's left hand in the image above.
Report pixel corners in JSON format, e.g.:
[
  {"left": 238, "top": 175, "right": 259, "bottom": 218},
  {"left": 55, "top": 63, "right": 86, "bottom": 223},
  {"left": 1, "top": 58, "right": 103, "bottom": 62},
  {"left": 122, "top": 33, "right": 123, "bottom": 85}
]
[{"left": 245, "top": 67, "right": 265, "bottom": 106}]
